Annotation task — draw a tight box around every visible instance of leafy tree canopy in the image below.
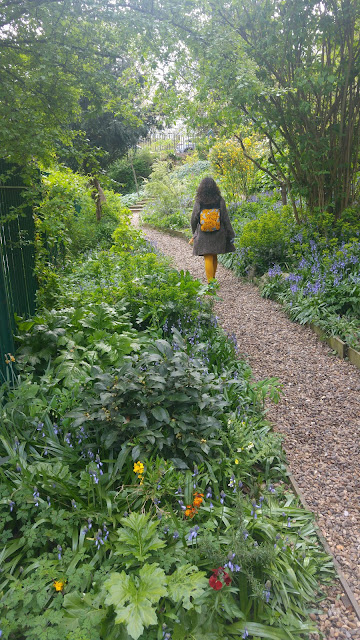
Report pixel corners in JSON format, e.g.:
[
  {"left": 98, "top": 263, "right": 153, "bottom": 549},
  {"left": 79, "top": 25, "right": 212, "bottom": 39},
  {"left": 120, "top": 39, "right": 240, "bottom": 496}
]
[
  {"left": 127, "top": 0, "right": 360, "bottom": 218},
  {"left": 0, "top": 0, "right": 150, "bottom": 165}
]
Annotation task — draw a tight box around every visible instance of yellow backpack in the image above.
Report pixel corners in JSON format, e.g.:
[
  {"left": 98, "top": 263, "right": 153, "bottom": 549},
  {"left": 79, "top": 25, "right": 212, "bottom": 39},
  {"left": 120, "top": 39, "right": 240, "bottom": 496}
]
[{"left": 200, "top": 207, "right": 221, "bottom": 232}]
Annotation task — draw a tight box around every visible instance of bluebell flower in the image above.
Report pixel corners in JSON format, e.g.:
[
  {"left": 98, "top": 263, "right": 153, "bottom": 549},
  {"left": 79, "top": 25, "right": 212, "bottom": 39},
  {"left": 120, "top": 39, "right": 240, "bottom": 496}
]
[
  {"left": 95, "top": 529, "right": 105, "bottom": 548},
  {"left": 57, "top": 545, "right": 62, "bottom": 560},
  {"left": 89, "top": 469, "right": 99, "bottom": 484},
  {"left": 65, "top": 433, "right": 72, "bottom": 447},
  {"left": 95, "top": 454, "right": 103, "bottom": 475},
  {"left": 264, "top": 587, "right": 271, "bottom": 603},
  {"left": 268, "top": 264, "right": 282, "bottom": 278},
  {"left": 187, "top": 525, "right": 199, "bottom": 542},
  {"left": 37, "top": 423, "right": 45, "bottom": 437},
  {"left": 173, "top": 530, "right": 179, "bottom": 539},
  {"left": 220, "top": 490, "right": 226, "bottom": 504},
  {"left": 9, "top": 500, "right": 15, "bottom": 512},
  {"left": 33, "top": 487, "right": 39, "bottom": 507}
]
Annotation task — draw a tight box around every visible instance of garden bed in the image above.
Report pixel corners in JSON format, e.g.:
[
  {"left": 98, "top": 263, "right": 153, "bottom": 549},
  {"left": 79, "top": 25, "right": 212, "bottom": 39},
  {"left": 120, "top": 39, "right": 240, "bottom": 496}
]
[{"left": 0, "top": 215, "right": 335, "bottom": 639}]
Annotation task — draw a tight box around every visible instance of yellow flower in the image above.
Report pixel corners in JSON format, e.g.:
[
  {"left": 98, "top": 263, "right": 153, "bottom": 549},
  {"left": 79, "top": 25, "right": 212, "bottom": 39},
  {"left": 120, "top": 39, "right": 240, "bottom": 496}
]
[
  {"left": 133, "top": 461, "right": 144, "bottom": 475},
  {"left": 10, "top": 355, "right": 15, "bottom": 362},
  {"left": 235, "top": 459, "right": 239, "bottom": 465},
  {"left": 53, "top": 580, "right": 65, "bottom": 592}
]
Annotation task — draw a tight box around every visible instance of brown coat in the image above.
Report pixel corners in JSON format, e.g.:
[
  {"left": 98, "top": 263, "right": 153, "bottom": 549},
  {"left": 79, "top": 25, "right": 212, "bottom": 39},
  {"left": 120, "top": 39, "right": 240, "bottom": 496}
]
[{"left": 191, "top": 196, "right": 235, "bottom": 256}]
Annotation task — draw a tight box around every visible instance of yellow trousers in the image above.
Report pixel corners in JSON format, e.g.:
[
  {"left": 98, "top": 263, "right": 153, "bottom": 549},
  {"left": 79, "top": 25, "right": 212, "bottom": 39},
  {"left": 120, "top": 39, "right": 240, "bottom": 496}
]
[{"left": 204, "top": 254, "right": 218, "bottom": 282}]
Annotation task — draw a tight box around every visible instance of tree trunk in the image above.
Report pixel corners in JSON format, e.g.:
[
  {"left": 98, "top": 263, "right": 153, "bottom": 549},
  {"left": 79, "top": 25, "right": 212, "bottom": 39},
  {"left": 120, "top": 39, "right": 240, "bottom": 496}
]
[{"left": 90, "top": 177, "right": 106, "bottom": 221}]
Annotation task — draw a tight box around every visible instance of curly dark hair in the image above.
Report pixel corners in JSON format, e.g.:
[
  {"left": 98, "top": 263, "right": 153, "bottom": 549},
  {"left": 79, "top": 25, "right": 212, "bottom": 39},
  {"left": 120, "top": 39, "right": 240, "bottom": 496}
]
[{"left": 195, "top": 177, "right": 221, "bottom": 203}]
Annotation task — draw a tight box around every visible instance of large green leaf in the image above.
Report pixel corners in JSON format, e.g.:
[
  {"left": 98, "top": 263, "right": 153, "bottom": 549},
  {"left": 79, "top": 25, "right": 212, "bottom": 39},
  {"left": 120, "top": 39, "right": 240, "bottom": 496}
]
[
  {"left": 116, "top": 512, "right": 166, "bottom": 562},
  {"left": 167, "top": 564, "right": 208, "bottom": 610},
  {"left": 151, "top": 406, "right": 170, "bottom": 423},
  {"left": 104, "top": 564, "right": 167, "bottom": 640}
]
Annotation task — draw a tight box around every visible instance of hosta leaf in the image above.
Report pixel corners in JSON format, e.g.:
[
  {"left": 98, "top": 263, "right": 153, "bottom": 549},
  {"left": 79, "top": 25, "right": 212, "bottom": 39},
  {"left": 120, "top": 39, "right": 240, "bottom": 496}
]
[{"left": 167, "top": 564, "right": 207, "bottom": 610}]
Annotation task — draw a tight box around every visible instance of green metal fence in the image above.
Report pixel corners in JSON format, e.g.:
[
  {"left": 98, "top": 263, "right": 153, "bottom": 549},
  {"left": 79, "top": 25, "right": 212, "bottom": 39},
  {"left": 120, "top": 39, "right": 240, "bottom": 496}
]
[{"left": 0, "top": 161, "right": 37, "bottom": 380}]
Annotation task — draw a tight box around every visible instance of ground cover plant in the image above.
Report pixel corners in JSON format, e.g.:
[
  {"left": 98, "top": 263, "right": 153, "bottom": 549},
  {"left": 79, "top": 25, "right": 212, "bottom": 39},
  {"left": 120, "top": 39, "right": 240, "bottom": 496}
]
[
  {"left": 218, "top": 194, "right": 360, "bottom": 350},
  {"left": 261, "top": 236, "right": 360, "bottom": 350},
  {"left": 0, "top": 211, "right": 334, "bottom": 639}
]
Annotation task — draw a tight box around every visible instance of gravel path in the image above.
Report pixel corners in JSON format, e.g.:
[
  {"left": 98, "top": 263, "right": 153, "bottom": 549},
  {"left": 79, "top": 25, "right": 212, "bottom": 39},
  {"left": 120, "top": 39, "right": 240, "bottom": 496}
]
[{"left": 135, "top": 216, "right": 360, "bottom": 638}]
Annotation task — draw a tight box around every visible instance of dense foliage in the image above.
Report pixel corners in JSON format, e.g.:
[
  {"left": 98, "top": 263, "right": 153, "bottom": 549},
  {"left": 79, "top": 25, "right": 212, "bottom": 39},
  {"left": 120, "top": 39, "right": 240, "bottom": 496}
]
[
  {"left": 0, "top": 0, "right": 149, "bottom": 166},
  {"left": 141, "top": 156, "right": 211, "bottom": 233},
  {"left": 221, "top": 195, "right": 360, "bottom": 349},
  {"left": 107, "top": 150, "right": 155, "bottom": 194},
  {"left": 143, "top": 0, "right": 360, "bottom": 220},
  {"left": 34, "top": 166, "right": 128, "bottom": 302},
  {"left": 0, "top": 182, "right": 333, "bottom": 638}
]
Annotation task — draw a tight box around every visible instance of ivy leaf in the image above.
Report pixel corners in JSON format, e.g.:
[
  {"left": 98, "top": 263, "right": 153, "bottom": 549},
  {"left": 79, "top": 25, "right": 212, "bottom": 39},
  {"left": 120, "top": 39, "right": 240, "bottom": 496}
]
[
  {"left": 104, "top": 564, "right": 167, "bottom": 640},
  {"left": 167, "top": 564, "right": 208, "bottom": 610}
]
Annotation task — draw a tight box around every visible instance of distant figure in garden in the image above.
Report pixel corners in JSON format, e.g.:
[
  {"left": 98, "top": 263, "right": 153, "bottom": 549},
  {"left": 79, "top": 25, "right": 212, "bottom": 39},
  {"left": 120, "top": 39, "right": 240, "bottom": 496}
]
[{"left": 190, "top": 177, "right": 235, "bottom": 282}]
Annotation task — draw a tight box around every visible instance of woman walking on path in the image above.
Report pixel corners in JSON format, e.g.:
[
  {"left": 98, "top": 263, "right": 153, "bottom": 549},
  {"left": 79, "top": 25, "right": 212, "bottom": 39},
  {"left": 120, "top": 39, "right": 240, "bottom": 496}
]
[{"left": 190, "top": 177, "right": 235, "bottom": 282}]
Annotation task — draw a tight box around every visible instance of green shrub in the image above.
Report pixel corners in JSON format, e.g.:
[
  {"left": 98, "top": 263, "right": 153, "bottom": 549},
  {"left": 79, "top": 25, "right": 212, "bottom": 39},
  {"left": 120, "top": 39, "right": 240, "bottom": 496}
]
[
  {"left": 141, "top": 157, "right": 213, "bottom": 231},
  {"left": 107, "top": 149, "right": 154, "bottom": 193},
  {"left": 237, "top": 206, "right": 296, "bottom": 275},
  {"left": 35, "top": 167, "right": 124, "bottom": 271}
]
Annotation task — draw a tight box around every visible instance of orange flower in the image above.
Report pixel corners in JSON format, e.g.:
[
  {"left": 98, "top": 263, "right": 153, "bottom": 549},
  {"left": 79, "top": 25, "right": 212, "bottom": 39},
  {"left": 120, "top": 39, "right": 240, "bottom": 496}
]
[
  {"left": 185, "top": 505, "right": 196, "bottom": 518},
  {"left": 193, "top": 492, "right": 204, "bottom": 508}
]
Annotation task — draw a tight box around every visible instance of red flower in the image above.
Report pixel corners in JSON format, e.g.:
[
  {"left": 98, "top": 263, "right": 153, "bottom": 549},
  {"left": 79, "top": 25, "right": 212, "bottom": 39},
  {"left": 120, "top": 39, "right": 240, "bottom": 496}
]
[
  {"left": 209, "top": 574, "right": 223, "bottom": 590},
  {"left": 209, "top": 567, "right": 232, "bottom": 590}
]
